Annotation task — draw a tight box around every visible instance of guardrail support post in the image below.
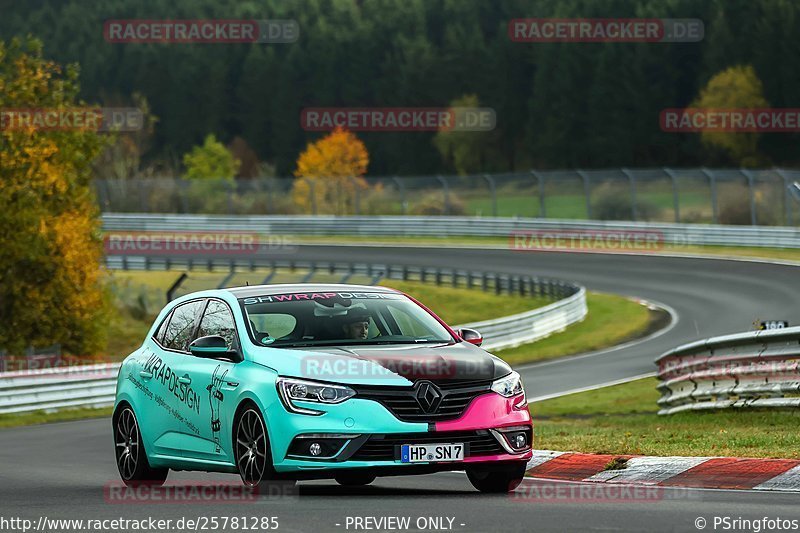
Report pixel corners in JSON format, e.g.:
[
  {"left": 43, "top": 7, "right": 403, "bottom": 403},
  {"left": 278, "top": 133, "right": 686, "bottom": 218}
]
[
  {"left": 621, "top": 168, "right": 638, "bottom": 221},
  {"left": 437, "top": 175, "right": 450, "bottom": 216},
  {"left": 350, "top": 176, "right": 361, "bottom": 215},
  {"left": 531, "top": 170, "right": 546, "bottom": 218},
  {"left": 576, "top": 170, "right": 592, "bottom": 219},
  {"left": 305, "top": 178, "right": 317, "bottom": 215},
  {"left": 740, "top": 169, "right": 758, "bottom": 226},
  {"left": 701, "top": 168, "right": 719, "bottom": 224},
  {"left": 775, "top": 169, "right": 794, "bottom": 226},
  {"left": 391, "top": 176, "right": 406, "bottom": 215},
  {"left": 483, "top": 174, "right": 497, "bottom": 217},
  {"left": 663, "top": 168, "right": 681, "bottom": 223},
  {"left": 166, "top": 273, "right": 188, "bottom": 303}
]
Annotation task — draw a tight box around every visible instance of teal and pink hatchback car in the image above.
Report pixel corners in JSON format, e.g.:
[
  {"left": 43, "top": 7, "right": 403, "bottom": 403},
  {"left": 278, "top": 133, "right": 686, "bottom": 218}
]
[{"left": 112, "top": 284, "right": 533, "bottom": 493}]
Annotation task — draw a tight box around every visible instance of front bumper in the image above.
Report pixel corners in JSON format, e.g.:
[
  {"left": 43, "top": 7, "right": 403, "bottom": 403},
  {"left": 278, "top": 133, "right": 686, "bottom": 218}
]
[{"left": 268, "top": 391, "right": 532, "bottom": 474}]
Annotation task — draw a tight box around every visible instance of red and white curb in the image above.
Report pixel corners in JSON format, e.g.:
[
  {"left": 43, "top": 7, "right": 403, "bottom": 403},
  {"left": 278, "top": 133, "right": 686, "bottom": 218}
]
[{"left": 525, "top": 450, "right": 800, "bottom": 492}]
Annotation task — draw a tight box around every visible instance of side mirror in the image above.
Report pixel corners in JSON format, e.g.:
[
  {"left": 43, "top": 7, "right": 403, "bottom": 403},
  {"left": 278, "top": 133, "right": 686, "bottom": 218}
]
[
  {"left": 189, "top": 335, "right": 229, "bottom": 358},
  {"left": 457, "top": 328, "right": 483, "bottom": 347}
]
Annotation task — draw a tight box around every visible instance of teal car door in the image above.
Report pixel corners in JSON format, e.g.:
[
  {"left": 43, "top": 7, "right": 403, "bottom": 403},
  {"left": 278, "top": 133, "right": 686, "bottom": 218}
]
[
  {"left": 171, "top": 298, "right": 240, "bottom": 464},
  {"left": 141, "top": 299, "right": 206, "bottom": 458}
]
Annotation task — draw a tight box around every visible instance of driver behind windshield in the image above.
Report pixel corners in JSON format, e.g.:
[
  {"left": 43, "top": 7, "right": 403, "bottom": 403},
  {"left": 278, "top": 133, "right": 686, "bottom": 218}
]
[{"left": 341, "top": 311, "right": 370, "bottom": 340}]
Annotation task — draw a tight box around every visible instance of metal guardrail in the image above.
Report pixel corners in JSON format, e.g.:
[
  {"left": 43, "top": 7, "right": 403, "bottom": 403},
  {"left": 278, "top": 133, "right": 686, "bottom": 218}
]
[
  {"left": 0, "top": 364, "right": 119, "bottom": 415},
  {"left": 0, "top": 267, "right": 587, "bottom": 414},
  {"left": 462, "top": 287, "right": 587, "bottom": 351},
  {"left": 104, "top": 214, "right": 800, "bottom": 249},
  {"left": 655, "top": 326, "right": 800, "bottom": 415}
]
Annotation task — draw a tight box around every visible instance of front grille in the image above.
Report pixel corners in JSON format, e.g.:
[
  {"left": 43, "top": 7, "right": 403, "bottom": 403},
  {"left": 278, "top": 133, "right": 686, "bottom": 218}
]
[
  {"left": 353, "top": 379, "right": 491, "bottom": 422},
  {"left": 350, "top": 430, "right": 504, "bottom": 461}
]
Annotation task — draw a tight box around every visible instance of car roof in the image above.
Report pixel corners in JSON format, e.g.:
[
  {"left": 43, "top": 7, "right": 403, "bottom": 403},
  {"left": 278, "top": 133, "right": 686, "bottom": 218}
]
[{"left": 226, "top": 283, "right": 402, "bottom": 299}]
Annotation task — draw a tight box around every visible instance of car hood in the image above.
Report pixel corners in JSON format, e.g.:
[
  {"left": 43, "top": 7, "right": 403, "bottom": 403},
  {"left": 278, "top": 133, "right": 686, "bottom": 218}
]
[{"left": 251, "top": 342, "right": 512, "bottom": 386}]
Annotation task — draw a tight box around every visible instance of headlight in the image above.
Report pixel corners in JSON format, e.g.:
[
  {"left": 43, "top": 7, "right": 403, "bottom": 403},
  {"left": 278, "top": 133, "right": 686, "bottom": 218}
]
[
  {"left": 491, "top": 371, "right": 524, "bottom": 398},
  {"left": 276, "top": 377, "right": 356, "bottom": 415}
]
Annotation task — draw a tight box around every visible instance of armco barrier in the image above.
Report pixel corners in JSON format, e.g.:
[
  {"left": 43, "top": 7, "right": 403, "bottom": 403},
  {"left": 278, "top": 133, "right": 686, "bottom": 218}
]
[
  {"left": 655, "top": 326, "right": 800, "bottom": 415},
  {"left": 462, "top": 287, "right": 586, "bottom": 351},
  {"left": 0, "top": 274, "right": 587, "bottom": 414},
  {"left": 103, "top": 214, "right": 800, "bottom": 249}
]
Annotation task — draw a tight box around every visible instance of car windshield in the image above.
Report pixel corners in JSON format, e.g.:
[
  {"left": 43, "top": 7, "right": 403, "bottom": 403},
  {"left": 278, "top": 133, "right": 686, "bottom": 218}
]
[{"left": 239, "top": 291, "right": 454, "bottom": 347}]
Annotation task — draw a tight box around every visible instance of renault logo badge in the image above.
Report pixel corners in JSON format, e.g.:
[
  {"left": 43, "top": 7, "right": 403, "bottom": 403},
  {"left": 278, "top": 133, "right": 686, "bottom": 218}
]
[{"left": 415, "top": 381, "right": 443, "bottom": 413}]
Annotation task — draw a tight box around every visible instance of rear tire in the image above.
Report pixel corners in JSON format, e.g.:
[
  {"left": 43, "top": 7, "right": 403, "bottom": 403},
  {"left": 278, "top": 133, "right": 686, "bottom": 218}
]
[
  {"left": 466, "top": 463, "right": 526, "bottom": 493},
  {"left": 334, "top": 472, "right": 376, "bottom": 486},
  {"left": 113, "top": 405, "right": 168, "bottom": 487}
]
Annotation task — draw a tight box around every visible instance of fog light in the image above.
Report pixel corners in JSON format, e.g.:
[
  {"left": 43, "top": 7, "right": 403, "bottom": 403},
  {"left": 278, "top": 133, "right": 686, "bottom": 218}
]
[
  {"left": 512, "top": 433, "right": 527, "bottom": 449},
  {"left": 309, "top": 442, "right": 322, "bottom": 456}
]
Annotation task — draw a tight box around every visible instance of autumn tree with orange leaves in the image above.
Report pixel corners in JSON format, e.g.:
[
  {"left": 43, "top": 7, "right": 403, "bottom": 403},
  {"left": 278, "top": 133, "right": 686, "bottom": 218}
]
[
  {"left": 292, "top": 127, "right": 369, "bottom": 214},
  {"left": 0, "top": 37, "right": 110, "bottom": 355}
]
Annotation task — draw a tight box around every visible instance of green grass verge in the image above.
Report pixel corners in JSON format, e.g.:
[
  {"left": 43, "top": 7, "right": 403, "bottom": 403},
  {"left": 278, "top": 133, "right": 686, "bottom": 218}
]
[
  {"left": 495, "top": 292, "right": 656, "bottom": 366},
  {"left": 378, "top": 279, "right": 549, "bottom": 325},
  {"left": 532, "top": 377, "right": 800, "bottom": 459},
  {"left": 0, "top": 406, "right": 112, "bottom": 429}
]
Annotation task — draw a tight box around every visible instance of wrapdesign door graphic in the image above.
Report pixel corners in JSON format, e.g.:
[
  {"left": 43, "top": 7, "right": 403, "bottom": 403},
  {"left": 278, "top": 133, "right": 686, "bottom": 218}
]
[{"left": 207, "top": 364, "right": 229, "bottom": 453}]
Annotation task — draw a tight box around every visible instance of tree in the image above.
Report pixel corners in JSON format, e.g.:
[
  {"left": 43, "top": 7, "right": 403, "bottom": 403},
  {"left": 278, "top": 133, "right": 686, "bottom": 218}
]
[
  {"left": 433, "top": 94, "right": 499, "bottom": 175},
  {"left": 292, "top": 127, "right": 369, "bottom": 214},
  {"left": 182, "top": 134, "right": 240, "bottom": 181},
  {"left": 690, "top": 65, "right": 770, "bottom": 166},
  {"left": 92, "top": 92, "right": 159, "bottom": 180},
  {"left": 0, "top": 37, "right": 110, "bottom": 355}
]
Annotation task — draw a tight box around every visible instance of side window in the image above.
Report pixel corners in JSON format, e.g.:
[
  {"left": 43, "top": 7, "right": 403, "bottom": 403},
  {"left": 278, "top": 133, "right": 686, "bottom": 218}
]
[
  {"left": 197, "top": 300, "right": 238, "bottom": 350},
  {"left": 153, "top": 310, "right": 172, "bottom": 345},
  {"left": 162, "top": 300, "right": 205, "bottom": 352}
]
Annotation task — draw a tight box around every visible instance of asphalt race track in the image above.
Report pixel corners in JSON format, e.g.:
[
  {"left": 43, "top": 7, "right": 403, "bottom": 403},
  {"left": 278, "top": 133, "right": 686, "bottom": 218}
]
[{"left": 2, "top": 246, "right": 799, "bottom": 532}]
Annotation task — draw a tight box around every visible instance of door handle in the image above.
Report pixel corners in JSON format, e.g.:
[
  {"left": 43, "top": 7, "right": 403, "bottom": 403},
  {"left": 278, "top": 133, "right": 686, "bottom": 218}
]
[
  {"left": 178, "top": 375, "right": 192, "bottom": 385},
  {"left": 139, "top": 371, "right": 153, "bottom": 380}
]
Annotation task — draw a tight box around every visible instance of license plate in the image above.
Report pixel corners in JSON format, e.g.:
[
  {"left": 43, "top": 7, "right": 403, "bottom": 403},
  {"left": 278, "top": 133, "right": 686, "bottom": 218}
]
[{"left": 400, "top": 443, "right": 464, "bottom": 463}]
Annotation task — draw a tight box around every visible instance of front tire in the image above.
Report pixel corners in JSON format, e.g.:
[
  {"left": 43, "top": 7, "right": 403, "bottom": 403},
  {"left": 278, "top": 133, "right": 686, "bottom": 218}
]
[
  {"left": 466, "top": 463, "right": 527, "bottom": 493},
  {"left": 234, "top": 405, "right": 284, "bottom": 491},
  {"left": 113, "top": 406, "right": 168, "bottom": 487}
]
